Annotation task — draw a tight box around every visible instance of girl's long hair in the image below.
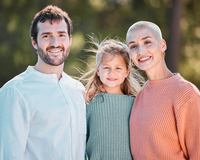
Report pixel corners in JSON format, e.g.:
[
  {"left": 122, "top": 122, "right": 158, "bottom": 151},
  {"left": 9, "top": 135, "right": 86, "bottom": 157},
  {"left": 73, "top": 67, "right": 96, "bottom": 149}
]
[{"left": 80, "top": 36, "right": 145, "bottom": 103}]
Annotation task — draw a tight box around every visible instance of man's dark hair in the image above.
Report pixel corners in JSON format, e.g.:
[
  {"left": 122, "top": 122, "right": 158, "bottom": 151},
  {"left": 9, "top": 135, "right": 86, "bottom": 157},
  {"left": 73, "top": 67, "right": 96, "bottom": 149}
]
[{"left": 30, "top": 5, "right": 73, "bottom": 44}]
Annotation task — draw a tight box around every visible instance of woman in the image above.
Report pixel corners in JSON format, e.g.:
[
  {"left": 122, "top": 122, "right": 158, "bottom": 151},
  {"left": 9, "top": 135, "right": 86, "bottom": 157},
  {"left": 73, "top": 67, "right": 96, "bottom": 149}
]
[{"left": 126, "top": 21, "right": 200, "bottom": 160}]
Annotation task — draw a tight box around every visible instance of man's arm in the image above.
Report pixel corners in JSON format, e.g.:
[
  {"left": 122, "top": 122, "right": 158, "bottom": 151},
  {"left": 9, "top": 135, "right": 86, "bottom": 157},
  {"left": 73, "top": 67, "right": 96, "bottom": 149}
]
[{"left": 0, "top": 87, "right": 30, "bottom": 160}]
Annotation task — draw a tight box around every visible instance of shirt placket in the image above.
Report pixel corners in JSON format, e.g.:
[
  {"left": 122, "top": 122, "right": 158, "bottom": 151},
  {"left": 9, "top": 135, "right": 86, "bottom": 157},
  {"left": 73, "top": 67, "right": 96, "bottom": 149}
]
[{"left": 58, "top": 81, "right": 76, "bottom": 160}]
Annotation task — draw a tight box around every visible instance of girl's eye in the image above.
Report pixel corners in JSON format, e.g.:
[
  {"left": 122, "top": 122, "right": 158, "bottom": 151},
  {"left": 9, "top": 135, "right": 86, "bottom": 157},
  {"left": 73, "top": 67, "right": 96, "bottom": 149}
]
[
  {"left": 116, "top": 67, "right": 121, "bottom": 70},
  {"left": 103, "top": 67, "right": 109, "bottom": 69}
]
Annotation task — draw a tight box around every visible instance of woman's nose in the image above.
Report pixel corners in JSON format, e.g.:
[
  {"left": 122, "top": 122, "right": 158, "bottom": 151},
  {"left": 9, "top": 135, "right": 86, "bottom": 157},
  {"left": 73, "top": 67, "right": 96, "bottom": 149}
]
[{"left": 137, "top": 45, "right": 145, "bottom": 55}]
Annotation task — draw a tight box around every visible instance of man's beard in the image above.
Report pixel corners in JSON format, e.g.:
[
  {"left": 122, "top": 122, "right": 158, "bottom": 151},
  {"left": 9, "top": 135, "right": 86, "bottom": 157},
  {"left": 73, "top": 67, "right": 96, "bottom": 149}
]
[{"left": 37, "top": 45, "right": 70, "bottom": 66}]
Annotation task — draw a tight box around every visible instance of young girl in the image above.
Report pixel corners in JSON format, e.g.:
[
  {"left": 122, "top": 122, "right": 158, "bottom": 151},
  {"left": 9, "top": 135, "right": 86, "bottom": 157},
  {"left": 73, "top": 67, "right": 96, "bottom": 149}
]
[{"left": 82, "top": 37, "right": 145, "bottom": 160}]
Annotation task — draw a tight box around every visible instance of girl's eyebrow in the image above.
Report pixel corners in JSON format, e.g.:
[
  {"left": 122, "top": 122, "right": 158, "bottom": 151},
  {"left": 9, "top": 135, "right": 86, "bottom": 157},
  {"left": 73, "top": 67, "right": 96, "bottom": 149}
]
[{"left": 128, "top": 36, "right": 152, "bottom": 45}]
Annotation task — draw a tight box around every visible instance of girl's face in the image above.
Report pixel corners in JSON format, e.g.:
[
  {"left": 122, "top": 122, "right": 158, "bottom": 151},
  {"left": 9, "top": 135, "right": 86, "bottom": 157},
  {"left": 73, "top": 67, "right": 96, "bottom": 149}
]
[
  {"left": 96, "top": 54, "right": 130, "bottom": 95},
  {"left": 127, "top": 27, "right": 166, "bottom": 74}
]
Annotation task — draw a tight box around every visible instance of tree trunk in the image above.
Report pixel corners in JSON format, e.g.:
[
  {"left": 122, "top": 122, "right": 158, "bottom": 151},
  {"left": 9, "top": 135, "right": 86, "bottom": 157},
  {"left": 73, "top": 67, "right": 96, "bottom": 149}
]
[{"left": 166, "top": 0, "right": 184, "bottom": 73}]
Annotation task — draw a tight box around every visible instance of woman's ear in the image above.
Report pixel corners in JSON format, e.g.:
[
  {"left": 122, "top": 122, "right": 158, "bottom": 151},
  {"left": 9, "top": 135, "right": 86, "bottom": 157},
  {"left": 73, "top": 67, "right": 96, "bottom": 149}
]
[{"left": 161, "top": 39, "right": 167, "bottom": 52}]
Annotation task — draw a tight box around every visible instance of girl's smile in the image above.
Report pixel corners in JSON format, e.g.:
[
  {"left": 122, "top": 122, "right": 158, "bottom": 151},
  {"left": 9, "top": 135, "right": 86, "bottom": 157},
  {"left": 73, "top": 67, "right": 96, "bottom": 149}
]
[{"left": 96, "top": 54, "right": 130, "bottom": 95}]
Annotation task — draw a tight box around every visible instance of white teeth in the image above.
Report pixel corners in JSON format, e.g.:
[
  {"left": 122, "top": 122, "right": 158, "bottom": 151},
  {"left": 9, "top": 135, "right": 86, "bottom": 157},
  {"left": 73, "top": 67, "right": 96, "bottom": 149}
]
[
  {"left": 140, "top": 57, "right": 149, "bottom": 61},
  {"left": 49, "top": 50, "right": 61, "bottom": 53}
]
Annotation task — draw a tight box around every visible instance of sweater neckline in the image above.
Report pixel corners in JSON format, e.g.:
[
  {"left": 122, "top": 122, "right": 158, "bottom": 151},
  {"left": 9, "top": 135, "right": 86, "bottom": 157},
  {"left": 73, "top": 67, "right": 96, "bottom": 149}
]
[
  {"left": 147, "top": 73, "right": 180, "bottom": 85},
  {"left": 99, "top": 92, "right": 131, "bottom": 98}
]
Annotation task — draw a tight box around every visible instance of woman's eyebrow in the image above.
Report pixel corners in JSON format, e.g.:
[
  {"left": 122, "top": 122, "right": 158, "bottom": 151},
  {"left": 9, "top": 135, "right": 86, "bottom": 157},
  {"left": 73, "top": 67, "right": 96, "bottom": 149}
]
[
  {"left": 142, "top": 36, "right": 152, "bottom": 40},
  {"left": 128, "top": 36, "right": 152, "bottom": 45}
]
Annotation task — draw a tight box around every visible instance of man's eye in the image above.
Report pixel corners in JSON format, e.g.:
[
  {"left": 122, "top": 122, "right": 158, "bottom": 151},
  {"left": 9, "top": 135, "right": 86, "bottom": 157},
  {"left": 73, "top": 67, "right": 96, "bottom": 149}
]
[
  {"left": 59, "top": 34, "right": 66, "bottom": 37},
  {"left": 42, "top": 35, "right": 49, "bottom": 38}
]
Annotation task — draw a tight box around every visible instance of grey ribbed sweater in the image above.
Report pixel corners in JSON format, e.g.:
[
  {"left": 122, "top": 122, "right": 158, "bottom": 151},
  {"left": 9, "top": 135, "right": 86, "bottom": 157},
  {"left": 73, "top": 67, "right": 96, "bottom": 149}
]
[{"left": 86, "top": 92, "right": 134, "bottom": 160}]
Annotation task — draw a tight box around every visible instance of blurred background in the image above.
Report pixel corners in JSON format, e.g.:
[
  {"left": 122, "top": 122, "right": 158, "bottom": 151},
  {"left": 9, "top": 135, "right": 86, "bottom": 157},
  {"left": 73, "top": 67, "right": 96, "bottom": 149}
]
[{"left": 1, "top": 0, "right": 200, "bottom": 88}]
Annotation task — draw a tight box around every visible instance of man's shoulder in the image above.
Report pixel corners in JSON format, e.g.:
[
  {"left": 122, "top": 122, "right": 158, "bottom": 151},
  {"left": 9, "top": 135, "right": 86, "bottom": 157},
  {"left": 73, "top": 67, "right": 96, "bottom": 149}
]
[
  {"left": 1, "top": 70, "right": 29, "bottom": 90},
  {"left": 62, "top": 72, "right": 85, "bottom": 90}
]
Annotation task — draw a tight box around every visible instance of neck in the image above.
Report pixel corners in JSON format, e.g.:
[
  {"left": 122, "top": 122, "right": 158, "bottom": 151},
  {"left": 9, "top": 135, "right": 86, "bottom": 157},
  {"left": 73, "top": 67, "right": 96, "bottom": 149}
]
[
  {"left": 103, "top": 86, "right": 124, "bottom": 95},
  {"left": 34, "top": 62, "right": 64, "bottom": 80},
  {"left": 146, "top": 63, "right": 173, "bottom": 81}
]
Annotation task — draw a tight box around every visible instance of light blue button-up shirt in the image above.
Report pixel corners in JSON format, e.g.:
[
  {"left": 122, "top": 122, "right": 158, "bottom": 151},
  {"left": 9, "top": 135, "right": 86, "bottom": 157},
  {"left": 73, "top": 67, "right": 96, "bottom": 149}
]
[{"left": 0, "top": 66, "right": 86, "bottom": 160}]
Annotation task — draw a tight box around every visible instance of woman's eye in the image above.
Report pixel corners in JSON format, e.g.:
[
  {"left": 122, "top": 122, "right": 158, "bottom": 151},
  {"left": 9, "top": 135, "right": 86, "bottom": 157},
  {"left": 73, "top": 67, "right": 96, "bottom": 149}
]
[
  {"left": 130, "top": 45, "right": 137, "bottom": 49},
  {"left": 145, "top": 40, "right": 151, "bottom": 44}
]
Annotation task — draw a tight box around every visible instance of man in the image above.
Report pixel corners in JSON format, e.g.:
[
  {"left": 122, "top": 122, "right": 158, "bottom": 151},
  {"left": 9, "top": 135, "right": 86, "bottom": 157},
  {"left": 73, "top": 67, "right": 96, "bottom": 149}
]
[{"left": 0, "top": 5, "right": 86, "bottom": 160}]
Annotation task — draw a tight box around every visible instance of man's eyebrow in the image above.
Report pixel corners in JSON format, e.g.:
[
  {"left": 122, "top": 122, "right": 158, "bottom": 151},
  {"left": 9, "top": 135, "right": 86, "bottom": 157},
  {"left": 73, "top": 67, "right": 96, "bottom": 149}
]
[
  {"left": 128, "top": 36, "right": 152, "bottom": 45},
  {"left": 41, "top": 32, "right": 52, "bottom": 35},
  {"left": 58, "top": 31, "right": 67, "bottom": 34},
  {"left": 41, "top": 31, "right": 67, "bottom": 35}
]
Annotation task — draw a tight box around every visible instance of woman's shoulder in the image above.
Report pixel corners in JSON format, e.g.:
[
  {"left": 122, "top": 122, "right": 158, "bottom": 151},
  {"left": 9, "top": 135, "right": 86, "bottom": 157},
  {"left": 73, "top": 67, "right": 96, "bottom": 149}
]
[{"left": 173, "top": 73, "right": 200, "bottom": 95}]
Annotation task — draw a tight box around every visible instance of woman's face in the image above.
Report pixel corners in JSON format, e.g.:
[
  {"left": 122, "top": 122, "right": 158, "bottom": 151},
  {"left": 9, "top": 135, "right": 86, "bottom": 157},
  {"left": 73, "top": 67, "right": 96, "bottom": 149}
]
[{"left": 126, "top": 27, "right": 166, "bottom": 73}]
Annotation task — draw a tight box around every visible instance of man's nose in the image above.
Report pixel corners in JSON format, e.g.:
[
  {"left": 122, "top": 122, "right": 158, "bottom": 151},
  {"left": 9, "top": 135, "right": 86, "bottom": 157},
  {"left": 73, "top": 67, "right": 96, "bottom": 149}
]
[{"left": 51, "top": 36, "right": 60, "bottom": 47}]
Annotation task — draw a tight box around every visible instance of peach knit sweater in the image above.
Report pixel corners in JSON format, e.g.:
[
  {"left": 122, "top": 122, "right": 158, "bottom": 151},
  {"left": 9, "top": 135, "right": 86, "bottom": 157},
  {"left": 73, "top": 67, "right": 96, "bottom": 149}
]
[{"left": 130, "top": 73, "right": 200, "bottom": 160}]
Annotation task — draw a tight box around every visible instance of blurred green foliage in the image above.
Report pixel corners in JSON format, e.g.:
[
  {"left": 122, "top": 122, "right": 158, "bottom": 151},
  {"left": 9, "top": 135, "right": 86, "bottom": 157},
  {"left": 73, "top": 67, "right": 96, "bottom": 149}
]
[{"left": 0, "top": 0, "right": 200, "bottom": 89}]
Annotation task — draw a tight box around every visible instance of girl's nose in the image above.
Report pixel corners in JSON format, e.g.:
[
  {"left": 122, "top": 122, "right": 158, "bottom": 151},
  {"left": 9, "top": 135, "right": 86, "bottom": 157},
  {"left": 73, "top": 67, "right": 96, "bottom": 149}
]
[{"left": 108, "top": 68, "right": 115, "bottom": 75}]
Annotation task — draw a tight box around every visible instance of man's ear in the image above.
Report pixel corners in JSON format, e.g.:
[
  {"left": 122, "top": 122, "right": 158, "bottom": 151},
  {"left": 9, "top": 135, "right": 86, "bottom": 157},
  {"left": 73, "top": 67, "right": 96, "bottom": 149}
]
[
  {"left": 31, "top": 37, "right": 38, "bottom": 50},
  {"left": 69, "top": 35, "right": 72, "bottom": 46}
]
